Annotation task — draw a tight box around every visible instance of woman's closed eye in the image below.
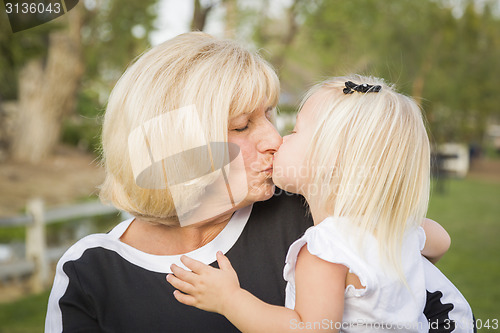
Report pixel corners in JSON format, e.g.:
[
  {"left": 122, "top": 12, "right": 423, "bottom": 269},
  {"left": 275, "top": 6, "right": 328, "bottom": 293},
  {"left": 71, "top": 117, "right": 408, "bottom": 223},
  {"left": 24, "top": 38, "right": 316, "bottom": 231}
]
[{"left": 233, "top": 123, "right": 249, "bottom": 132}]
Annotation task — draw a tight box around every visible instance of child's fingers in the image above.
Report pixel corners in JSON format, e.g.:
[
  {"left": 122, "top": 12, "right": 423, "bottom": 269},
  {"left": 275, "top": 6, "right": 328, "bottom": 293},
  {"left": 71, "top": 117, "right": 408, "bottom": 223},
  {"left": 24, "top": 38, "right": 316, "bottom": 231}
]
[
  {"left": 166, "top": 274, "right": 195, "bottom": 295},
  {"left": 180, "top": 255, "right": 211, "bottom": 274},
  {"left": 216, "top": 251, "right": 234, "bottom": 272},
  {"left": 170, "top": 263, "right": 198, "bottom": 284},
  {"left": 172, "top": 289, "right": 197, "bottom": 307}
]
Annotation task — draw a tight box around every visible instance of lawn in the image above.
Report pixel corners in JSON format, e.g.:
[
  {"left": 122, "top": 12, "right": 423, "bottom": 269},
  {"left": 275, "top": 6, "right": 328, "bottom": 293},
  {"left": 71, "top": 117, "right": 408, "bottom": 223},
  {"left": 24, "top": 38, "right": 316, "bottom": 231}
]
[
  {"left": 0, "top": 291, "right": 49, "bottom": 333},
  {"left": 427, "top": 177, "right": 500, "bottom": 329},
  {"left": 0, "top": 177, "right": 498, "bottom": 332}
]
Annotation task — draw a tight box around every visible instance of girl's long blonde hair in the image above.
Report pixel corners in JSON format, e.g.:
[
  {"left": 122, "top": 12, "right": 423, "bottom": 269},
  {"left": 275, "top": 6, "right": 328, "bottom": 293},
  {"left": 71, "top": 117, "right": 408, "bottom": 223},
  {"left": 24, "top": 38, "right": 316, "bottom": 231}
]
[{"left": 305, "top": 75, "right": 430, "bottom": 279}]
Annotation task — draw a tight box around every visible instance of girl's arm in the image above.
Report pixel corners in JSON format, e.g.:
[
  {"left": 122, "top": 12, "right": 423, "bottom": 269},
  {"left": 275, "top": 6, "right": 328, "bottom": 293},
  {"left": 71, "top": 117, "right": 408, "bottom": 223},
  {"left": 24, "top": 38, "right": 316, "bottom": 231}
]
[
  {"left": 421, "top": 218, "right": 451, "bottom": 264},
  {"left": 167, "top": 249, "right": 346, "bottom": 332}
]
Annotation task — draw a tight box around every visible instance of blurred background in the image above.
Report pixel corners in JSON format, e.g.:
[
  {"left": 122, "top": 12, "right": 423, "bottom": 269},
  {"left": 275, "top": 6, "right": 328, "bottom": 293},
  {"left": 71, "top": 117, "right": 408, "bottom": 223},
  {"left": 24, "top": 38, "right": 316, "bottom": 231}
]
[{"left": 0, "top": 0, "right": 499, "bottom": 331}]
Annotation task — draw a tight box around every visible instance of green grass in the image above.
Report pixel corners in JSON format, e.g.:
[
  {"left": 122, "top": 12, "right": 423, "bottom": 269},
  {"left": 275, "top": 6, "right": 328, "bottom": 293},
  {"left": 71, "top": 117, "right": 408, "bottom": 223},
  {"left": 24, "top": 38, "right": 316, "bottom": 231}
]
[
  {"left": 0, "top": 291, "right": 49, "bottom": 333},
  {"left": 428, "top": 177, "right": 500, "bottom": 329},
  {"left": 0, "top": 177, "right": 498, "bottom": 332},
  {"left": 0, "top": 226, "right": 25, "bottom": 243}
]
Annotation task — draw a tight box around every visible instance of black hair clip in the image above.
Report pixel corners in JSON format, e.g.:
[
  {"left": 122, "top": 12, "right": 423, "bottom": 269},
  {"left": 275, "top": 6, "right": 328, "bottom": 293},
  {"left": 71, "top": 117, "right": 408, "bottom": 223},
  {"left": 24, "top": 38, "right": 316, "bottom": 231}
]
[{"left": 343, "top": 81, "right": 381, "bottom": 94}]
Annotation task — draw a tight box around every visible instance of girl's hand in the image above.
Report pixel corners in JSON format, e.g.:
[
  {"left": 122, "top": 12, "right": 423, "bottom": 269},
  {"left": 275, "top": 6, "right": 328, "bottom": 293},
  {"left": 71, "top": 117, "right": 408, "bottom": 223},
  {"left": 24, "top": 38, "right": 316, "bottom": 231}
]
[{"left": 166, "top": 251, "right": 241, "bottom": 315}]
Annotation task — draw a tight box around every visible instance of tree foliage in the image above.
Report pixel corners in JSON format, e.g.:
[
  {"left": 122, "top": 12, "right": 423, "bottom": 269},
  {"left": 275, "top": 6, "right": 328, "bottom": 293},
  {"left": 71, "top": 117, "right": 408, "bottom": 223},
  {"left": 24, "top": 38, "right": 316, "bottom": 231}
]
[{"left": 253, "top": 0, "right": 500, "bottom": 144}]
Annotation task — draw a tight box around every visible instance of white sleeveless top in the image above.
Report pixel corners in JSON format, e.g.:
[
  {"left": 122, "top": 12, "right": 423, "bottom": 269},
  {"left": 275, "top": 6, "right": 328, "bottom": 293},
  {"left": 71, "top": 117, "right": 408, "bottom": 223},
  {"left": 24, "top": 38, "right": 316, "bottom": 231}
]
[{"left": 283, "top": 217, "right": 428, "bottom": 332}]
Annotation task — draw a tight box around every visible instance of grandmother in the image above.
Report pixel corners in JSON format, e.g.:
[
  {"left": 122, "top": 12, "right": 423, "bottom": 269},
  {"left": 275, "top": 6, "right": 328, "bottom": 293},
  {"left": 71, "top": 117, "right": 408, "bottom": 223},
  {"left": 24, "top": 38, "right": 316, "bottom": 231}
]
[{"left": 46, "top": 32, "right": 461, "bottom": 332}]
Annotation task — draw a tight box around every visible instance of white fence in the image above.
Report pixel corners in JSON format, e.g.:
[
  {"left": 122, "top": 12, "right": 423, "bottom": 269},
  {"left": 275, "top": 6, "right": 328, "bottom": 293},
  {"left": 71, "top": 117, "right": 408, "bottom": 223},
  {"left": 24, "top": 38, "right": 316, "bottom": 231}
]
[{"left": 0, "top": 199, "right": 123, "bottom": 292}]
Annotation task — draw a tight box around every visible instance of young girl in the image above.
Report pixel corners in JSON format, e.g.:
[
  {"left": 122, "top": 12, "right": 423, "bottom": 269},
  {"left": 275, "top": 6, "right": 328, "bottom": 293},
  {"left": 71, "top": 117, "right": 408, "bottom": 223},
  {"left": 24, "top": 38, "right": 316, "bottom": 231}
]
[{"left": 166, "top": 75, "right": 474, "bottom": 332}]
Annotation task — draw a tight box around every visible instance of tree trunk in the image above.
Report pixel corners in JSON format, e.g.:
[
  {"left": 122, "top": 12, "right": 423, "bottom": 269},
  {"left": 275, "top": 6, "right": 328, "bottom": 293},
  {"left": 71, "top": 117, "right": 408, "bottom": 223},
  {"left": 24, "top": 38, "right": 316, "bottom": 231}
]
[
  {"left": 271, "top": 0, "right": 303, "bottom": 73},
  {"left": 191, "top": 0, "right": 215, "bottom": 31},
  {"left": 223, "top": 0, "right": 237, "bottom": 39},
  {"left": 10, "top": 7, "right": 84, "bottom": 164}
]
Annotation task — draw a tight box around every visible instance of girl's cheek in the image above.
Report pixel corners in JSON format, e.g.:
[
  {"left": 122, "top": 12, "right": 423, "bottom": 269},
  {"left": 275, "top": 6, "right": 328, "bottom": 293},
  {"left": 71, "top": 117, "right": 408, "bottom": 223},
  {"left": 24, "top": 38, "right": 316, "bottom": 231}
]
[{"left": 276, "top": 143, "right": 287, "bottom": 155}]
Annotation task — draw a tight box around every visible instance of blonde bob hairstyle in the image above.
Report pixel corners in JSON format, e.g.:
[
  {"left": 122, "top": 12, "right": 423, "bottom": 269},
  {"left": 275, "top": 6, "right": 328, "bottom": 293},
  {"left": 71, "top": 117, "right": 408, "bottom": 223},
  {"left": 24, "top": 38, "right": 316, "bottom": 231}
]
[
  {"left": 303, "top": 75, "right": 430, "bottom": 279},
  {"left": 99, "top": 32, "right": 279, "bottom": 225}
]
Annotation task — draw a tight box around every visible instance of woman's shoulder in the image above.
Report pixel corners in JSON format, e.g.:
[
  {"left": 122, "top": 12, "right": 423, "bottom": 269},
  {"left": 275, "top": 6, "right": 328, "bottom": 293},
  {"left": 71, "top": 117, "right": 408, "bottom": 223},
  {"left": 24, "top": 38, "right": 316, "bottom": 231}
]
[{"left": 57, "top": 219, "right": 132, "bottom": 266}]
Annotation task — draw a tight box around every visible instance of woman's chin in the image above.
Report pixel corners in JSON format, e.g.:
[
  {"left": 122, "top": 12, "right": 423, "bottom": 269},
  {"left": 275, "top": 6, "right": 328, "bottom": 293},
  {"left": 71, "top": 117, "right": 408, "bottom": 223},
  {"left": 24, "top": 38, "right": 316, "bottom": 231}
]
[{"left": 248, "top": 180, "right": 275, "bottom": 202}]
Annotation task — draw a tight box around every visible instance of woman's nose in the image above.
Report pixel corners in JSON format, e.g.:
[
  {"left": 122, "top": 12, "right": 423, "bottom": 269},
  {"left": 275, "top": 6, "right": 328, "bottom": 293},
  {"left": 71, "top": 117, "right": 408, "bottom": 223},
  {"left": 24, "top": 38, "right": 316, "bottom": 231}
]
[{"left": 258, "top": 122, "right": 282, "bottom": 153}]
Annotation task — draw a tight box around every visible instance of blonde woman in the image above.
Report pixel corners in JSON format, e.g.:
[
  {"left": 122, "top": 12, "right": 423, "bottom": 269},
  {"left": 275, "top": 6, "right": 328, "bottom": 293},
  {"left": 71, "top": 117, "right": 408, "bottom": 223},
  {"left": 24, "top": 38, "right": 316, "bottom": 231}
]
[{"left": 167, "top": 76, "right": 475, "bottom": 332}]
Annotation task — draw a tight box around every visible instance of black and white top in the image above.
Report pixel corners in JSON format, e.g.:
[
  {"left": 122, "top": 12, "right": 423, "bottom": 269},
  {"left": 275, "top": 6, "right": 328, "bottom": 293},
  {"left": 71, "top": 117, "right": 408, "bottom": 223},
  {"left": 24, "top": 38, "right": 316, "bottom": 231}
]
[
  {"left": 46, "top": 193, "right": 314, "bottom": 332},
  {"left": 45, "top": 192, "right": 472, "bottom": 332}
]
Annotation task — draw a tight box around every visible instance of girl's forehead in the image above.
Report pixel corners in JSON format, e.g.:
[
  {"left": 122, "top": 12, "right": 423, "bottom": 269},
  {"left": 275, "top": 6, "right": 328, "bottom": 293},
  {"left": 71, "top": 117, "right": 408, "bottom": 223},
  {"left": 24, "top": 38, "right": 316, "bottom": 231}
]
[{"left": 298, "top": 92, "right": 324, "bottom": 120}]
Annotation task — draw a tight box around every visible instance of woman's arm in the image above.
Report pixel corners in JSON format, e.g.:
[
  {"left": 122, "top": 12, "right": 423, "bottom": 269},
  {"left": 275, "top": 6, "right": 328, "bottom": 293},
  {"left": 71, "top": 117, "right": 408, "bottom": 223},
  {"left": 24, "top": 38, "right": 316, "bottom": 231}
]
[
  {"left": 46, "top": 261, "right": 101, "bottom": 332},
  {"left": 421, "top": 218, "right": 451, "bottom": 264},
  {"left": 167, "top": 249, "right": 346, "bottom": 332}
]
